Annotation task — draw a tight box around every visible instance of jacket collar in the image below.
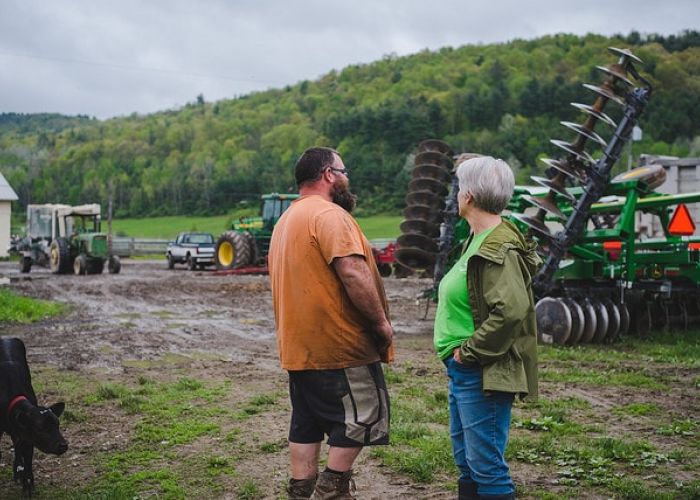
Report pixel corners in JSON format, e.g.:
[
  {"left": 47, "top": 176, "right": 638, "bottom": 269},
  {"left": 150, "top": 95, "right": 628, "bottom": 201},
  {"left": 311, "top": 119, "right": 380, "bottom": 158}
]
[{"left": 473, "top": 219, "right": 541, "bottom": 271}]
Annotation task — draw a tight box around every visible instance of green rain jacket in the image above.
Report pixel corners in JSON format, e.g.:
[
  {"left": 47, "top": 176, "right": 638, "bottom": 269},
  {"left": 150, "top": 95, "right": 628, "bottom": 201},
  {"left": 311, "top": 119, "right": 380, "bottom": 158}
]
[{"left": 459, "top": 219, "right": 541, "bottom": 401}]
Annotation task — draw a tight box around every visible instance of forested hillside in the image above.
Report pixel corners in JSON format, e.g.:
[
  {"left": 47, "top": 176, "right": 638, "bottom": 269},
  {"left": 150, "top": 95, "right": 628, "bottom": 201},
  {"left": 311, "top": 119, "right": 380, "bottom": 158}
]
[{"left": 1, "top": 31, "right": 699, "bottom": 217}]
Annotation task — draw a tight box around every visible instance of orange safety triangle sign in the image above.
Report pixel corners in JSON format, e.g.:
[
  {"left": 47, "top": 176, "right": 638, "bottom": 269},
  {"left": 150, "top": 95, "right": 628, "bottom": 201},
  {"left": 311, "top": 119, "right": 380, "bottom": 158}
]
[{"left": 669, "top": 203, "right": 696, "bottom": 236}]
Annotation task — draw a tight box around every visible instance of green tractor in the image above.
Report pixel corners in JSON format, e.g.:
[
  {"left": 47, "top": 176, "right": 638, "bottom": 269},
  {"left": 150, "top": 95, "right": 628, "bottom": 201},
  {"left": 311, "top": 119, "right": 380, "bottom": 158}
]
[
  {"left": 215, "top": 193, "right": 299, "bottom": 270},
  {"left": 15, "top": 204, "right": 120, "bottom": 275}
]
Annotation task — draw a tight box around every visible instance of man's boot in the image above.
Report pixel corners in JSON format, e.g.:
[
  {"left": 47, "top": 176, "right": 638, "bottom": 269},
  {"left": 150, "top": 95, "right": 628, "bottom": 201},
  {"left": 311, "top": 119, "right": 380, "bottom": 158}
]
[
  {"left": 458, "top": 479, "right": 479, "bottom": 500},
  {"left": 309, "top": 470, "right": 355, "bottom": 500},
  {"left": 287, "top": 476, "right": 317, "bottom": 499}
]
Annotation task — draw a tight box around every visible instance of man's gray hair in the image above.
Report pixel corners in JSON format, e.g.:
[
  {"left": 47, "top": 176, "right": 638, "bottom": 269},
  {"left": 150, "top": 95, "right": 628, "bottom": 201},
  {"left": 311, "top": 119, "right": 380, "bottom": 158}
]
[{"left": 456, "top": 156, "right": 515, "bottom": 214}]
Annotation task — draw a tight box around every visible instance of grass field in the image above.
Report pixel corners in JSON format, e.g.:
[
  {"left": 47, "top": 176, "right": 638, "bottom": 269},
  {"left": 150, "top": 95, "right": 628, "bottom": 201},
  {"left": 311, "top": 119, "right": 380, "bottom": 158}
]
[
  {"left": 111, "top": 213, "right": 402, "bottom": 241},
  {"left": 0, "top": 288, "right": 67, "bottom": 323}
]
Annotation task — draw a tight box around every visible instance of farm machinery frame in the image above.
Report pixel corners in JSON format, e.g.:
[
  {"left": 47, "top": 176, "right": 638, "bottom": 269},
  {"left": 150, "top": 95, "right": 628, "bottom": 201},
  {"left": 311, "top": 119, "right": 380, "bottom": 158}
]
[{"left": 395, "top": 46, "right": 700, "bottom": 345}]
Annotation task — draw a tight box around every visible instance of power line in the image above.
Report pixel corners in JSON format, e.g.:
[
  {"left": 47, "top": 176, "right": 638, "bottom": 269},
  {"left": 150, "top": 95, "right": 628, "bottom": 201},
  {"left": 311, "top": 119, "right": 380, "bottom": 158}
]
[{"left": 0, "top": 50, "right": 286, "bottom": 86}]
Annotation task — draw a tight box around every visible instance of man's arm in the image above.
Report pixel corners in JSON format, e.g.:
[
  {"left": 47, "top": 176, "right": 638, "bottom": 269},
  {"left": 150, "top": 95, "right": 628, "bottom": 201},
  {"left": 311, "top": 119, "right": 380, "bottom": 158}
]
[{"left": 332, "top": 255, "right": 393, "bottom": 354}]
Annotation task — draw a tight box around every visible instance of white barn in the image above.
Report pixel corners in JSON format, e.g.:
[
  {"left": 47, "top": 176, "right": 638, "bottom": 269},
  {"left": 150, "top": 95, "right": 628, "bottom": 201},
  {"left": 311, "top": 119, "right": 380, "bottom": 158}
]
[{"left": 0, "top": 172, "right": 19, "bottom": 258}]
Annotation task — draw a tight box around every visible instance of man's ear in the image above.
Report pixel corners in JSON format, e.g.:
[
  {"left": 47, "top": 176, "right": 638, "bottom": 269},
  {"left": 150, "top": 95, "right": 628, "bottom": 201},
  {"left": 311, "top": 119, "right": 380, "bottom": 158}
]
[{"left": 49, "top": 402, "right": 65, "bottom": 418}]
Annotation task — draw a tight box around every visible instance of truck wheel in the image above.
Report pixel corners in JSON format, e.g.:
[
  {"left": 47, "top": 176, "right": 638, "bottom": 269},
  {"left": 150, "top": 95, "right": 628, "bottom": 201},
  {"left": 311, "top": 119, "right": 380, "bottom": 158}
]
[
  {"left": 19, "top": 257, "right": 32, "bottom": 273},
  {"left": 108, "top": 255, "right": 121, "bottom": 274},
  {"left": 188, "top": 255, "right": 197, "bottom": 271},
  {"left": 73, "top": 254, "right": 87, "bottom": 275},
  {"left": 50, "top": 238, "right": 72, "bottom": 274},
  {"left": 215, "top": 231, "right": 252, "bottom": 270},
  {"left": 167, "top": 254, "right": 175, "bottom": 269}
]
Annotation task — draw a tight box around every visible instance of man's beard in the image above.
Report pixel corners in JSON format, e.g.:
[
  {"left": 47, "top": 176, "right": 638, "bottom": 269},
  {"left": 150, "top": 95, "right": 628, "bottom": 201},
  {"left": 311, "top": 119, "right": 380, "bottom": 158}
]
[{"left": 331, "top": 181, "right": 357, "bottom": 213}]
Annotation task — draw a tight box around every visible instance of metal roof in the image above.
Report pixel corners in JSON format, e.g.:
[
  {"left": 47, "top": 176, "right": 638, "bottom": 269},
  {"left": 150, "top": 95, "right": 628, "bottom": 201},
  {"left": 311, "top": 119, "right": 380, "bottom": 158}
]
[{"left": 0, "top": 172, "right": 18, "bottom": 201}]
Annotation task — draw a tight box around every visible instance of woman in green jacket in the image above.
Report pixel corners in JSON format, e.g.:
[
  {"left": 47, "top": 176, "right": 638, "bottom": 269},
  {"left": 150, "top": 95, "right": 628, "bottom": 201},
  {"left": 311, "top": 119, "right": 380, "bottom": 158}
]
[{"left": 434, "top": 156, "right": 540, "bottom": 500}]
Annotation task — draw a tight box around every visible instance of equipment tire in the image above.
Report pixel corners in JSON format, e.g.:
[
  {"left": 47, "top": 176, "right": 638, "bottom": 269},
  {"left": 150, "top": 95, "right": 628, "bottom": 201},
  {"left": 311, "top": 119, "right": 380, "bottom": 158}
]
[
  {"left": 19, "top": 257, "right": 32, "bottom": 273},
  {"left": 215, "top": 231, "right": 252, "bottom": 270},
  {"left": 74, "top": 254, "right": 87, "bottom": 275},
  {"left": 167, "top": 254, "right": 175, "bottom": 269},
  {"left": 87, "top": 259, "right": 105, "bottom": 274},
  {"left": 50, "top": 238, "right": 72, "bottom": 274},
  {"left": 241, "top": 231, "right": 259, "bottom": 265},
  {"left": 188, "top": 255, "right": 197, "bottom": 271},
  {"left": 108, "top": 255, "right": 121, "bottom": 274},
  {"left": 377, "top": 263, "right": 392, "bottom": 277}
]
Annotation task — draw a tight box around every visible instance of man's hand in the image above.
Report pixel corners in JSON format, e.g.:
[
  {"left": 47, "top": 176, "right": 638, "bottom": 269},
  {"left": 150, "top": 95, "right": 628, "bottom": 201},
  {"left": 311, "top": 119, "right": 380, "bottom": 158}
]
[
  {"left": 452, "top": 347, "right": 461, "bottom": 363},
  {"left": 374, "top": 320, "right": 394, "bottom": 358}
]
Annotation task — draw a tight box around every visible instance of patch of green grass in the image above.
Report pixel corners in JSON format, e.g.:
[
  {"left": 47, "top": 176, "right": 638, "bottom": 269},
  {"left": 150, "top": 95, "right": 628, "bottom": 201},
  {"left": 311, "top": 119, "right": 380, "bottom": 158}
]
[
  {"left": 612, "top": 402, "right": 659, "bottom": 417},
  {"left": 0, "top": 288, "right": 66, "bottom": 323},
  {"left": 111, "top": 213, "right": 401, "bottom": 240},
  {"left": 539, "top": 366, "right": 667, "bottom": 389},
  {"left": 237, "top": 479, "right": 262, "bottom": 500},
  {"left": 260, "top": 439, "right": 286, "bottom": 453},
  {"left": 236, "top": 392, "right": 280, "bottom": 418},
  {"left": 657, "top": 419, "right": 697, "bottom": 437}
]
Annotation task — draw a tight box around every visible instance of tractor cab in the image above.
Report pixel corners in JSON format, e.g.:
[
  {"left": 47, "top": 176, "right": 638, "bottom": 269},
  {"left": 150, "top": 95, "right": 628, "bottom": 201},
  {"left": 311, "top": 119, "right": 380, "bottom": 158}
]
[{"left": 260, "top": 194, "right": 298, "bottom": 231}]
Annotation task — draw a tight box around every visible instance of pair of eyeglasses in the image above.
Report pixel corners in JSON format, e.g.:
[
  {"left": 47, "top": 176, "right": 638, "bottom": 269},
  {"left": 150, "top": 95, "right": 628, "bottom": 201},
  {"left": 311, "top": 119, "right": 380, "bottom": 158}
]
[{"left": 328, "top": 167, "right": 349, "bottom": 177}]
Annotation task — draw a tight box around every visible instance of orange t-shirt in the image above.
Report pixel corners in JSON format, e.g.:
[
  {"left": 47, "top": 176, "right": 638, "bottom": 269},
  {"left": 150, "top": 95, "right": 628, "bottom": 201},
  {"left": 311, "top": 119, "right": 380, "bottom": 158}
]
[{"left": 268, "top": 195, "right": 393, "bottom": 370}]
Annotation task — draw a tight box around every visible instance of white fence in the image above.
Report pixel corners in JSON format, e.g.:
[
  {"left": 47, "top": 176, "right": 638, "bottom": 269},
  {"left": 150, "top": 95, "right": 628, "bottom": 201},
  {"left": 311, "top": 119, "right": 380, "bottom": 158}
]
[{"left": 111, "top": 238, "right": 169, "bottom": 257}]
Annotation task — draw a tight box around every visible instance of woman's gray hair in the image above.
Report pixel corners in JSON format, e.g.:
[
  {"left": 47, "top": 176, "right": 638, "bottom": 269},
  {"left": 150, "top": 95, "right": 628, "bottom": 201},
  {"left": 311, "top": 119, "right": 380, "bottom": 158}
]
[{"left": 456, "top": 156, "right": 515, "bottom": 214}]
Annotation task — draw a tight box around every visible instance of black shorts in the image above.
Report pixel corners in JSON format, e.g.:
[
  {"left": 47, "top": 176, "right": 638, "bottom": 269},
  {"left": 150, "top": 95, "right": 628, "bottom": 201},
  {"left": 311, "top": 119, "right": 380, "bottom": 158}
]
[{"left": 288, "top": 362, "right": 390, "bottom": 447}]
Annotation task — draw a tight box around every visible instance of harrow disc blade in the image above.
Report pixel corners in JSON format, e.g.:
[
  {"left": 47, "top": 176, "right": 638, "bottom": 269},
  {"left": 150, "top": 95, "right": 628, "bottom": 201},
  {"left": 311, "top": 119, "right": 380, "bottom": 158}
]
[
  {"left": 617, "top": 301, "right": 630, "bottom": 336},
  {"left": 591, "top": 299, "right": 609, "bottom": 343},
  {"left": 394, "top": 246, "right": 435, "bottom": 270},
  {"left": 564, "top": 298, "right": 585, "bottom": 345},
  {"left": 540, "top": 158, "right": 584, "bottom": 182},
  {"left": 570, "top": 103, "right": 617, "bottom": 128},
  {"left": 400, "top": 219, "right": 440, "bottom": 238},
  {"left": 603, "top": 299, "right": 621, "bottom": 343},
  {"left": 405, "top": 191, "right": 445, "bottom": 210},
  {"left": 582, "top": 83, "right": 626, "bottom": 106},
  {"left": 408, "top": 178, "right": 449, "bottom": 197},
  {"left": 411, "top": 164, "right": 452, "bottom": 184},
  {"left": 418, "top": 139, "right": 454, "bottom": 157},
  {"left": 608, "top": 46, "right": 643, "bottom": 65},
  {"left": 510, "top": 214, "right": 553, "bottom": 240},
  {"left": 560, "top": 121, "right": 608, "bottom": 147},
  {"left": 531, "top": 176, "right": 575, "bottom": 202},
  {"left": 550, "top": 140, "right": 595, "bottom": 165},
  {"left": 397, "top": 233, "right": 438, "bottom": 254},
  {"left": 577, "top": 298, "right": 597, "bottom": 343},
  {"left": 651, "top": 301, "right": 670, "bottom": 330},
  {"left": 522, "top": 195, "right": 566, "bottom": 221},
  {"left": 595, "top": 65, "right": 634, "bottom": 86},
  {"left": 612, "top": 165, "right": 667, "bottom": 191},
  {"left": 414, "top": 151, "right": 453, "bottom": 171},
  {"left": 536, "top": 297, "right": 572, "bottom": 345},
  {"left": 630, "top": 301, "right": 652, "bottom": 337},
  {"left": 403, "top": 205, "right": 443, "bottom": 224}
]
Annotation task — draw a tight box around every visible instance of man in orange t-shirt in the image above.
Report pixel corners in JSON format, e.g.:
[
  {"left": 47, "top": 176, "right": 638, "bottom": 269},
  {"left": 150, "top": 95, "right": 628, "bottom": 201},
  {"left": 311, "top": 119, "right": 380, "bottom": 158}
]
[{"left": 269, "top": 147, "right": 394, "bottom": 499}]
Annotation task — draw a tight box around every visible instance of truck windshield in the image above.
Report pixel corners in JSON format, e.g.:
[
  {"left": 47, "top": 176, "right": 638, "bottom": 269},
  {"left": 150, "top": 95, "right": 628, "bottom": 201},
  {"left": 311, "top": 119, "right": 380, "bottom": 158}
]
[{"left": 189, "top": 234, "right": 214, "bottom": 244}]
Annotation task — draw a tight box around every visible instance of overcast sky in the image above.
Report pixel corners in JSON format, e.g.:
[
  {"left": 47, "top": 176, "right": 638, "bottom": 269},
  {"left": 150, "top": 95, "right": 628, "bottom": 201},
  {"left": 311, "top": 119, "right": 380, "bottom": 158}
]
[{"left": 1, "top": 0, "right": 697, "bottom": 119}]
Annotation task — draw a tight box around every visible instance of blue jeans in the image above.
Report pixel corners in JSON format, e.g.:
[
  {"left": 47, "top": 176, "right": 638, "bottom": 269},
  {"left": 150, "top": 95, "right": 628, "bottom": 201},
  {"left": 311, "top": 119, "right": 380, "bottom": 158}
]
[{"left": 444, "top": 357, "right": 515, "bottom": 497}]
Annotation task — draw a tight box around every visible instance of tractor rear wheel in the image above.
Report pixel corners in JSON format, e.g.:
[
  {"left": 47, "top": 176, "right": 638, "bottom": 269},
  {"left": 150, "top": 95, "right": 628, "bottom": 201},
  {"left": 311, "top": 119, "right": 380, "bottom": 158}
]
[
  {"left": 50, "top": 238, "right": 72, "bottom": 274},
  {"left": 108, "top": 255, "right": 121, "bottom": 274},
  {"left": 74, "top": 254, "right": 87, "bottom": 275},
  {"left": 215, "top": 231, "right": 252, "bottom": 270},
  {"left": 241, "top": 231, "right": 259, "bottom": 265},
  {"left": 19, "top": 257, "right": 32, "bottom": 273}
]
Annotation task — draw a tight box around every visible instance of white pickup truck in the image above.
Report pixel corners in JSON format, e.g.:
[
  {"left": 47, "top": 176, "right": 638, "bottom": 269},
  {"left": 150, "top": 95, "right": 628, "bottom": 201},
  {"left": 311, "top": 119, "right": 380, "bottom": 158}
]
[{"left": 166, "top": 232, "right": 216, "bottom": 270}]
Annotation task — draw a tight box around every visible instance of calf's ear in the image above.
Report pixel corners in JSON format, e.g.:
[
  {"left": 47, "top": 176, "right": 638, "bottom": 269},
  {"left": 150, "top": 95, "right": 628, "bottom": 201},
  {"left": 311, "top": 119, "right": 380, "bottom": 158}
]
[{"left": 50, "top": 402, "right": 65, "bottom": 418}]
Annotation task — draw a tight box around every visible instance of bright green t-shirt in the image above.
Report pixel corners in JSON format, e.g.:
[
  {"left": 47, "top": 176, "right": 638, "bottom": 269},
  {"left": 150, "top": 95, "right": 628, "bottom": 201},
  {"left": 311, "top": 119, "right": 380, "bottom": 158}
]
[{"left": 433, "top": 225, "right": 497, "bottom": 360}]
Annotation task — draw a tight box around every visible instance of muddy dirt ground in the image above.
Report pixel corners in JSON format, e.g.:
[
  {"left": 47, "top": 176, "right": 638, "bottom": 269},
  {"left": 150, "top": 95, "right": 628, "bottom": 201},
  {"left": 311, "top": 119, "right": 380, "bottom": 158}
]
[
  {"left": 1, "top": 259, "right": 697, "bottom": 498},
  {"left": 1, "top": 259, "right": 451, "bottom": 498}
]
